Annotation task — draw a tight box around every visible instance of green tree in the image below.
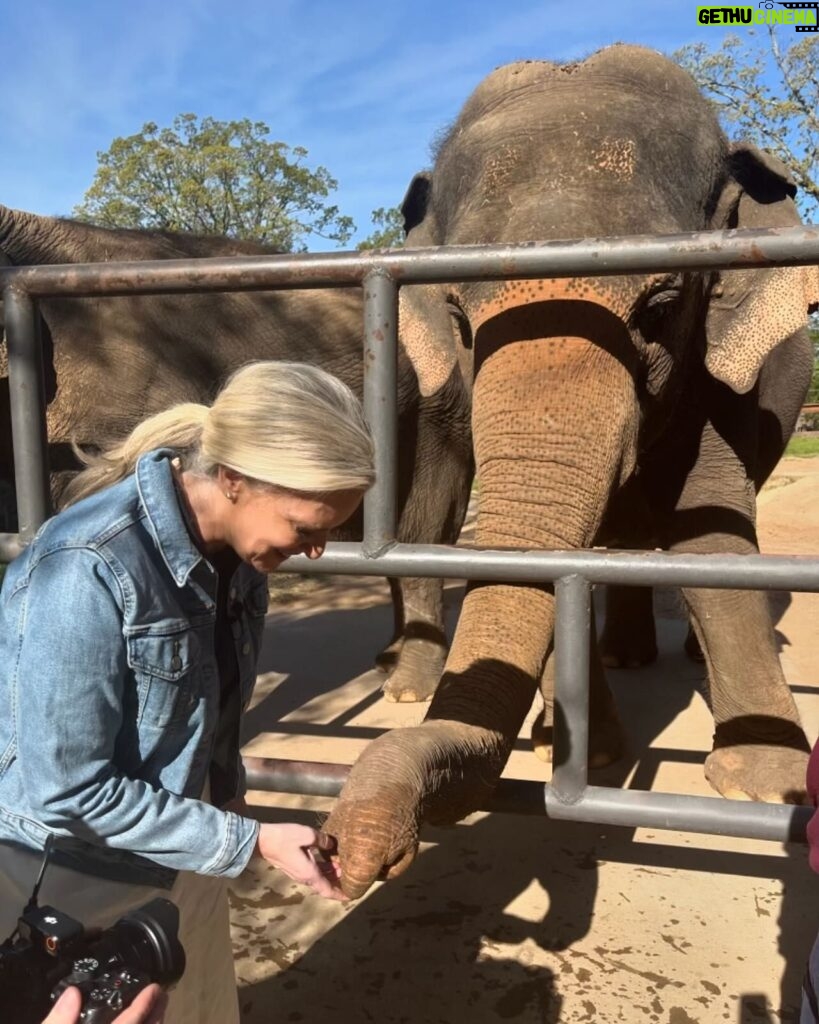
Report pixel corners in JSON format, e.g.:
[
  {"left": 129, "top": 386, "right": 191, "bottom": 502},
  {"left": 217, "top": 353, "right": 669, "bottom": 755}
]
[
  {"left": 357, "top": 207, "right": 405, "bottom": 250},
  {"left": 674, "top": 29, "right": 818, "bottom": 218},
  {"left": 74, "top": 114, "right": 355, "bottom": 251}
]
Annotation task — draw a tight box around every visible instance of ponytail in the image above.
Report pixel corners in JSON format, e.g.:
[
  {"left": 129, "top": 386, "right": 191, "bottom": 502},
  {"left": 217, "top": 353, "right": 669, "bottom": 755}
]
[{"left": 61, "top": 403, "right": 208, "bottom": 507}]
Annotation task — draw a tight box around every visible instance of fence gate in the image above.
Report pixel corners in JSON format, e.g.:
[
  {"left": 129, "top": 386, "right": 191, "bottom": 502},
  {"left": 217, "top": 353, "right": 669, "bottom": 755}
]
[{"left": 2, "top": 224, "right": 819, "bottom": 844}]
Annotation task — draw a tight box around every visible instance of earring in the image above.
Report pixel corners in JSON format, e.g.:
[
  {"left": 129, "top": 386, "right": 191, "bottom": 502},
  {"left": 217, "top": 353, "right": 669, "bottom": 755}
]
[{"left": 225, "top": 491, "right": 236, "bottom": 503}]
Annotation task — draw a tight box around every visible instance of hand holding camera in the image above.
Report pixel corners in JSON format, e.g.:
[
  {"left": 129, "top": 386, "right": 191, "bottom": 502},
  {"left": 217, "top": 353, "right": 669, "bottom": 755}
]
[
  {"left": 43, "top": 983, "right": 167, "bottom": 1024},
  {"left": 0, "top": 896, "right": 184, "bottom": 1024}
]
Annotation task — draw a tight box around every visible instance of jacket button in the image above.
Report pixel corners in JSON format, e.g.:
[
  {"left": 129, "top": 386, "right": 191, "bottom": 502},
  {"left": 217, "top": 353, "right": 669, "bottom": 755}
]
[
  {"left": 171, "top": 655, "right": 183, "bottom": 671},
  {"left": 242, "top": 642, "right": 251, "bottom": 655}
]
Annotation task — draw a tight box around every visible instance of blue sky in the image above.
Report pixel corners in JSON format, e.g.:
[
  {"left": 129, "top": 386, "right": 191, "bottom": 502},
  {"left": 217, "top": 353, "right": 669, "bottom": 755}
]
[{"left": 0, "top": 1, "right": 760, "bottom": 248}]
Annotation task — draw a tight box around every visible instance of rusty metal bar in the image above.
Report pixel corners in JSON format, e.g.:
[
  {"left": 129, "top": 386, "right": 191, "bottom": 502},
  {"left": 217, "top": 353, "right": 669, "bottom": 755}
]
[
  {"left": 243, "top": 757, "right": 349, "bottom": 797},
  {"left": 5, "top": 532, "right": 819, "bottom": 590},
  {"left": 242, "top": 756, "right": 547, "bottom": 814},
  {"left": 543, "top": 785, "right": 812, "bottom": 843},
  {"left": 0, "top": 225, "right": 818, "bottom": 298},
  {"left": 551, "top": 576, "right": 592, "bottom": 803},
  {"left": 275, "top": 541, "right": 819, "bottom": 591},
  {"left": 362, "top": 271, "right": 398, "bottom": 554},
  {"left": 241, "top": 757, "right": 812, "bottom": 841},
  {"left": 3, "top": 288, "right": 51, "bottom": 539}
]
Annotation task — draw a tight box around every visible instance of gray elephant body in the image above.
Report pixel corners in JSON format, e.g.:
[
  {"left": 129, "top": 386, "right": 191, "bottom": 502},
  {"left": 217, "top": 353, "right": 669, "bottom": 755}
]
[
  {"left": 0, "top": 211, "right": 473, "bottom": 694},
  {"left": 328, "top": 45, "right": 819, "bottom": 898}
]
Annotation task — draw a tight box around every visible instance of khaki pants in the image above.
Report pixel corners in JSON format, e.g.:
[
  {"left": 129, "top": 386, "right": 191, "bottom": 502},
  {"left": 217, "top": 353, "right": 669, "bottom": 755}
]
[{"left": 0, "top": 843, "right": 240, "bottom": 1024}]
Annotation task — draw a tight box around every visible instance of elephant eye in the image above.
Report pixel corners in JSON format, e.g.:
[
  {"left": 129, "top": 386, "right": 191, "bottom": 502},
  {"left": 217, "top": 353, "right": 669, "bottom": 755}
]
[
  {"left": 633, "top": 278, "right": 683, "bottom": 338},
  {"left": 446, "top": 295, "right": 473, "bottom": 350}
]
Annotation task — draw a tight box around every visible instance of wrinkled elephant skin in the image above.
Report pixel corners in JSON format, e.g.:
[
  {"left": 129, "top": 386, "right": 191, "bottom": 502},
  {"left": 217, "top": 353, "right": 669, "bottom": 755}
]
[{"left": 329, "top": 44, "right": 819, "bottom": 898}]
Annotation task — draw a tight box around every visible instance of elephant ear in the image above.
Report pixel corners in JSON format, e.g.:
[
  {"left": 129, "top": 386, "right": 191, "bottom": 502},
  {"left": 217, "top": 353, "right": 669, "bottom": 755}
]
[
  {"left": 704, "top": 143, "right": 819, "bottom": 395},
  {"left": 401, "top": 172, "right": 432, "bottom": 235},
  {"left": 396, "top": 172, "right": 464, "bottom": 395}
]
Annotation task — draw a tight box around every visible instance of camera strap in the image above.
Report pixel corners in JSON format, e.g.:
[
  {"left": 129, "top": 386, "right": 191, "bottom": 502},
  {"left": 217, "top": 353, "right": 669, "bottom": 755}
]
[
  {"left": 24, "top": 834, "right": 54, "bottom": 913},
  {"left": 0, "top": 834, "right": 54, "bottom": 947}
]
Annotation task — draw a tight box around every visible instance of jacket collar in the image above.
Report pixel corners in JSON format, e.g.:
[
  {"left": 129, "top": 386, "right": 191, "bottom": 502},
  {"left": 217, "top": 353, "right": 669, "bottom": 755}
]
[{"left": 135, "top": 449, "right": 207, "bottom": 587}]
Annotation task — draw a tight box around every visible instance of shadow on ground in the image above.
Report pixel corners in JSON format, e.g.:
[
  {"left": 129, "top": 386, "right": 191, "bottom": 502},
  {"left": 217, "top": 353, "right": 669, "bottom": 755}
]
[{"left": 231, "top": 578, "right": 818, "bottom": 1022}]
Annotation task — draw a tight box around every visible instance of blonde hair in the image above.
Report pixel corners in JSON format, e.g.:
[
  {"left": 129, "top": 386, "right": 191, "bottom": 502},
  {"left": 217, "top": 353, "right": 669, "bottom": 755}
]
[{"left": 62, "top": 361, "right": 375, "bottom": 506}]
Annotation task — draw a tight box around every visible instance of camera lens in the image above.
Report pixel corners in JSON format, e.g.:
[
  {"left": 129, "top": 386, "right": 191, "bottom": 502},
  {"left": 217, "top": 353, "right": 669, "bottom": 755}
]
[{"left": 94, "top": 897, "right": 185, "bottom": 986}]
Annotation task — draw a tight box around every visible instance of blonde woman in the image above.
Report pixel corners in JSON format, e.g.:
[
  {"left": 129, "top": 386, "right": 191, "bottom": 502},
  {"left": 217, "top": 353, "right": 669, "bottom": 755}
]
[{"left": 0, "top": 362, "right": 375, "bottom": 1024}]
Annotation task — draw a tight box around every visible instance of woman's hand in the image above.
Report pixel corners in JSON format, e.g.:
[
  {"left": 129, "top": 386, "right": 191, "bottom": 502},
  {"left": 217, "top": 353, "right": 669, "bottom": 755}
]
[
  {"left": 256, "top": 823, "right": 345, "bottom": 901},
  {"left": 43, "top": 984, "right": 167, "bottom": 1024}
]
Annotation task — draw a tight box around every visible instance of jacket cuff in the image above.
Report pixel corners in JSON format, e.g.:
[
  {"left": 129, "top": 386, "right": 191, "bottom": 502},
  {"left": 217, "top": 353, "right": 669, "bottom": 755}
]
[{"left": 202, "top": 811, "right": 260, "bottom": 877}]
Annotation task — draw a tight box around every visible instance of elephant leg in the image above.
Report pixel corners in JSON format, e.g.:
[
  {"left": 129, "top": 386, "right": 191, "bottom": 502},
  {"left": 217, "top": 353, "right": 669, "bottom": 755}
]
[
  {"left": 600, "top": 584, "right": 701, "bottom": 666},
  {"left": 378, "top": 375, "right": 472, "bottom": 703},
  {"left": 381, "top": 575, "right": 448, "bottom": 703},
  {"left": 599, "top": 585, "right": 658, "bottom": 668},
  {"left": 597, "top": 476, "right": 659, "bottom": 668},
  {"left": 375, "top": 578, "right": 405, "bottom": 673},
  {"left": 682, "top": 583, "right": 809, "bottom": 802},
  {"left": 681, "top": 579, "right": 809, "bottom": 802},
  {"left": 663, "top": 412, "right": 809, "bottom": 803},
  {"left": 532, "top": 609, "right": 626, "bottom": 769},
  {"left": 600, "top": 583, "right": 706, "bottom": 665}
]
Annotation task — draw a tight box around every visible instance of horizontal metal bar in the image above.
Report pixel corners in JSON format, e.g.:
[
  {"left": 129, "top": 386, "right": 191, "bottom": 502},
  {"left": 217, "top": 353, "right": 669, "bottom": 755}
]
[
  {"left": 544, "top": 785, "right": 811, "bottom": 844},
  {"left": 242, "top": 758, "right": 811, "bottom": 843},
  {"left": 5, "top": 533, "right": 819, "bottom": 591},
  {"left": 1, "top": 225, "right": 817, "bottom": 298},
  {"left": 242, "top": 755, "right": 553, "bottom": 815},
  {"left": 279, "top": 541, "right": 819, "bottom": 591},
  {"left": 243, "top": 757, "right": 349, "bottom": 797}
]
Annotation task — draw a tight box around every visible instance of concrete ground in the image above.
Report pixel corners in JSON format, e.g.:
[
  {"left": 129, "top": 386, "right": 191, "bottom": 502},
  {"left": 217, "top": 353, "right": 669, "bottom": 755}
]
[{"left": 229, "top": 457, "right": 819, "bottom": 1024}]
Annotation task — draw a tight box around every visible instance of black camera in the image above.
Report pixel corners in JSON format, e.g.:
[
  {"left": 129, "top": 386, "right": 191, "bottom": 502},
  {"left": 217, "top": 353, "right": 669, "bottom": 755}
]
[{"left": 0, "top": 896, "right": 186, "bottom": 1024}]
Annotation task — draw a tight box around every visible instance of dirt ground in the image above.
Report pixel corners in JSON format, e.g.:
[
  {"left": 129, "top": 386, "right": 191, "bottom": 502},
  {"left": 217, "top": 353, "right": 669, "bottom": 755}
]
[{"left": 229, "top": 456, "right": 819, "bottom": 1024}]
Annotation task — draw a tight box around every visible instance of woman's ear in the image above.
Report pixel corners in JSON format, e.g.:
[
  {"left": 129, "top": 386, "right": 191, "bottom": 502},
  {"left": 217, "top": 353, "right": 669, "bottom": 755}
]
[
  {"left": 217, "top": 466, "right": 244, "bottom": 496},
  {"left": 705, "top": 142, "right": 819, "bottom": 394}
]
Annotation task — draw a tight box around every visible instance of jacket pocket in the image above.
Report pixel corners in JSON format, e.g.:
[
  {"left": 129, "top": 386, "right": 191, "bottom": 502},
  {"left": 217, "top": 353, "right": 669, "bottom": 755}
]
[{"left": 128, "top": 629, "right": 202, "bottom": 729}]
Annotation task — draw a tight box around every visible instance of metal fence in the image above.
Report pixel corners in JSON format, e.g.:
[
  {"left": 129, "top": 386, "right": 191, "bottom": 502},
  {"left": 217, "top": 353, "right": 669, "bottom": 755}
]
[{"left": 2, "top": 223, "right": 819, "bottom": 845}]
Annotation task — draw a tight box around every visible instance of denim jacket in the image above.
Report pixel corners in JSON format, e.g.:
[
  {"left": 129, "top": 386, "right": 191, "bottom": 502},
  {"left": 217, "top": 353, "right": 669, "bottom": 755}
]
[{"left": 0, "top": 449, "right": 267, "bottom": 884}]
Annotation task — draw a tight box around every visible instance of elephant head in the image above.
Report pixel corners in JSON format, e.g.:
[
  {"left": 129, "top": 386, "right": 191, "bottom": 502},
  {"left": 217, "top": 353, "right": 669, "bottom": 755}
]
[{"left": 326, "top": 45, "right": 819, "bottom": 898}]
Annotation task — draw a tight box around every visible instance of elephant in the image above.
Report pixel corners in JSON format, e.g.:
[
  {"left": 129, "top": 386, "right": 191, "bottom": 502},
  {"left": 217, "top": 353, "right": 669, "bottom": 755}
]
[
  {"left": 326, "top": 44, "right": 819, "bottom": 899},
  {"left": 0, "top": 207, "right": 473, "bottom": 699}
]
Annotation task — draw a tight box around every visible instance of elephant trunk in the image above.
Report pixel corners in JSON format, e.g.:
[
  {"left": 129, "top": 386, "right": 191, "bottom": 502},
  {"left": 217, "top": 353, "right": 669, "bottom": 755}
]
[
  {"left": 422, "top": 336, "right": 638, "bottom": 808},
  {"left": 329, "top": 333, "right": 638, "bottom": 897},
  {"left": 324, "top": 717, "right": 504, "bottom": 899}
]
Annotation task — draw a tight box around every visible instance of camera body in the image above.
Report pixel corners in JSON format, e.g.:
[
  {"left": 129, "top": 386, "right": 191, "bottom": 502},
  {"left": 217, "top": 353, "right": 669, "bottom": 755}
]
[{"left": 0, "top": 896, "right": 185, "bottom": 1024}]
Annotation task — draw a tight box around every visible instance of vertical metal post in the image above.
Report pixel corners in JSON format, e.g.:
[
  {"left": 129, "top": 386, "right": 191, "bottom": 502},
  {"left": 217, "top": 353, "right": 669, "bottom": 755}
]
[
  {"left": 362, "top": 270, "right": 398, "bottom": 555},
  {"left": 4, "top": 287, "right": 51, "bottom": 539},
  {"left": 550, "top": 574, "right": 592, "bottom": 803}
]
